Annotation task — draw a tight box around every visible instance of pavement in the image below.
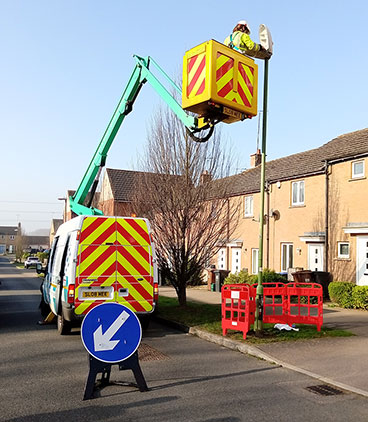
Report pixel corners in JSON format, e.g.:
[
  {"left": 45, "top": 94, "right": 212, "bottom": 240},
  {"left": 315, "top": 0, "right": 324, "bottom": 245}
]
[{"left": 159, "top": 285, "right": 368, "bottom": 398}]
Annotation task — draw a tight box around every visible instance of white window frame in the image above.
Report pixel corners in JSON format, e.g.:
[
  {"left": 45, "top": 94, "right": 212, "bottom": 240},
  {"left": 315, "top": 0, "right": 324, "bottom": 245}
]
[
  {"left": 244, "top": 196, "right": 253, "bottom": 217},
  {"left": 291, "top": 180, "right": 305, "bottom": 206},
  {"left": 251, "top": 248, "right": 259, "bottom": 274},
  {"left": 338, "top": 242, "right": 350, "bottom": 259},
  {"left": 352, "top": 160, "right": 365, "bottom": 179},
  {"left": 281, "top": 243, "right": 293, "bottom": 272},
  {"left": 217, "top": 247, "right": 226, "bottom": 270}
]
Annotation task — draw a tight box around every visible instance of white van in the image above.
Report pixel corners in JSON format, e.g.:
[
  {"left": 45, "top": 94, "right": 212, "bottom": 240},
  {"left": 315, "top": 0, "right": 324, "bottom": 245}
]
[{"left": 40, "top": 215, "right": 158, "bottom": 334}]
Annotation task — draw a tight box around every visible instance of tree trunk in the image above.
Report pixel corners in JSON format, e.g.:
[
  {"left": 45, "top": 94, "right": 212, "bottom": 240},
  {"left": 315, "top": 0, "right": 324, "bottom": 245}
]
[{"left": 177, "top": 285, "right": 187, "bottom": 307}]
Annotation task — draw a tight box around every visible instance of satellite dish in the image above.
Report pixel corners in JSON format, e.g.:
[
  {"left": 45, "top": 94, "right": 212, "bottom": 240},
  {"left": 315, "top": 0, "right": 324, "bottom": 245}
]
[{"left": 272, "top": 210, "right": 280, "bottom": 220}]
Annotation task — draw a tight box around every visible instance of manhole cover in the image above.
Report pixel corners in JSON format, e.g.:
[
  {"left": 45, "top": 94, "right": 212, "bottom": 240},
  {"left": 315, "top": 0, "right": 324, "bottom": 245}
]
[
  {"left": 306, "top": 384, "right": 344, "bottom": 396},
  {"left": 138, "top": 343, "right": 168, "bottom": 361}
]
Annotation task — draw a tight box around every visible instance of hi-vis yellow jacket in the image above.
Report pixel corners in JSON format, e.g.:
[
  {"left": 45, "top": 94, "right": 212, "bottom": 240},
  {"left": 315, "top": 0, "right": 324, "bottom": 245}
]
[{"left": 224, "top": 31, "right": 260, "bottom": 56}]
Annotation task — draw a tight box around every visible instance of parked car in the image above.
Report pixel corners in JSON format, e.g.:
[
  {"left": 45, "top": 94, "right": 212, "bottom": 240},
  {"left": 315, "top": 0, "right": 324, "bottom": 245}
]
[{"left": 24, "top": 256, "right": 41, "bottom": 269}]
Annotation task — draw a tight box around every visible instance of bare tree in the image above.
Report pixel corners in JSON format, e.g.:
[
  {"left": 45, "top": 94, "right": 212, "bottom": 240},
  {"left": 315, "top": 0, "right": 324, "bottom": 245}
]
[
  {"left": 134, "top": 108, "right": 240, "bottom": 306},
  {"left": 15, "top": 229, "right": 26, "bottom": 262}
]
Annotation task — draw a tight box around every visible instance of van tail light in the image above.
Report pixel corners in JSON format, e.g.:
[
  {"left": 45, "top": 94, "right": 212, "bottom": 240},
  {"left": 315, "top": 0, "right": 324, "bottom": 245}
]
[
  {"left": 154, "top": 282, "right": 159, "bottom": 303},
  {"left": 67, "top": 285, "right": 75, "bottom": 304},
  {"left": 76, "top": 230, "right": 81, "bottom": 241}
]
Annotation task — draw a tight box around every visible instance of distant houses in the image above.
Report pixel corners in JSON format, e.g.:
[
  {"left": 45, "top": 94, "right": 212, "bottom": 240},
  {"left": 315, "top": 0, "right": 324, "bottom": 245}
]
[
  {"left": 0, "top": 223, "right": 20, "bottom": 254},
  {"left": 0, "top": 223, "right": 49, "bottom": 255}
]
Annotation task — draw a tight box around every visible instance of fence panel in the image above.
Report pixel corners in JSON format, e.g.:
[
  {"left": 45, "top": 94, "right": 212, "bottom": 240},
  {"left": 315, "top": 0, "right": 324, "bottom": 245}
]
[
  {"left": 261, "top": 283, "right": 288, "bottom": 324},
  {"left": 221, "top": 284, "right": 251, "bottom": 339},
  {"left": 285, "top": 283, "right": 323, "bottom": 331}
]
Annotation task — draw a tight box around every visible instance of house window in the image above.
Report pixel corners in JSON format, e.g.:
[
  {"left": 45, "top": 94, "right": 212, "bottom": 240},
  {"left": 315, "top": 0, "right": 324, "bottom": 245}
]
[
  {"left": 338, "top": 242, "right": 350, "bottom": 259},
  {"left": 281, "top": 243, "right": 293, "bottom": 272},
  {"left": 352, "top": 160, "right": 365, "bottom": 179},
  {"left": 9, "top": 235, "right": 15, "bottom": 240},
  {"left": 244, "top": 196, "right": 253, "bottom": 217},
  {"left": 217, "top": 248, "right": 226, "bottom": 270},
  {"left": 291, "top": 181, "right": 305, "bottom": 206},
  {"left": 251, "top": 248, "right": 259, "bottom": 274}
]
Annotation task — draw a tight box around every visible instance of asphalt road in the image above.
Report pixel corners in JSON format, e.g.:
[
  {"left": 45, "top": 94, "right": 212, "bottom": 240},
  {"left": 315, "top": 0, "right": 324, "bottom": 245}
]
[{"left": 1, "top": 256, "right": 368, "bottom": 422}]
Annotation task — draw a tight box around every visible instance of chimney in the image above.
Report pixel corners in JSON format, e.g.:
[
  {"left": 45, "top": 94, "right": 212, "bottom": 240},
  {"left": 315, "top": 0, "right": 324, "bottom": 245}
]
[
  {"left": 250, "top": 149, "right": 262, "bottom": 168},
  {"left": 200, "top": 170, "right": 212, "bottom": 185}
]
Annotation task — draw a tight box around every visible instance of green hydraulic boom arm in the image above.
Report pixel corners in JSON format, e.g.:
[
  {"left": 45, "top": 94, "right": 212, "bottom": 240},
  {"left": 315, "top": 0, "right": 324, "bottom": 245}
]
[{"left": 69, "top": 55, "right": 214, "bottom": 216}]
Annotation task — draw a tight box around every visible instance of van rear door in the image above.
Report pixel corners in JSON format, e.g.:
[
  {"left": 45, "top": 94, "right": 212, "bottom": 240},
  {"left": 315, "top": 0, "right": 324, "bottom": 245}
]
[
  {"left": 74, "top": 216, "right": 116, "bottom": 315},
  {"left": 115, "top": 217, "right": 154, "bottom": 313},
  {"left": 74, "top": 216, "right": 154, "bottom": 316}
]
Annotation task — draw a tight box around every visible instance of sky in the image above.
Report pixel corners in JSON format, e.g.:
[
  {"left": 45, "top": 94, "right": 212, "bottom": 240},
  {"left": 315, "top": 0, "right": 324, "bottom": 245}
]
[{"left": 1, "top": 0, "right": 367, "bottom": 234}]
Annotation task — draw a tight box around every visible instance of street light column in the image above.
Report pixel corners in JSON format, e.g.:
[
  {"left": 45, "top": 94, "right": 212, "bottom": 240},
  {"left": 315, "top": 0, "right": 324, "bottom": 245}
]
[{"left": 254, "top": 58, "right": 269, "bottom": 334}]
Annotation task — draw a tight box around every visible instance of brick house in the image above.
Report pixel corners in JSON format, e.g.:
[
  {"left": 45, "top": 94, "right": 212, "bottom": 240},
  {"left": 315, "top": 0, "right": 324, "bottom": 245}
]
[
  {"left": 59, "top": 128, "right": 368, "bottom": 285},
  {"left": 0, "top": 223, "right": 21, "bottom": 254},
  {"left": 216, "top": 128, "right": 368, "bottom": 285},
  {"left": 98, "top": 169, "right": 144, "bottom": 216},
  {"left": 23, "top": 236, "right": 49, "bottom": 253},
  {"left": 98, "top": 168, "right": 177, "bottom": 216},
  {"left": 63, "top": 169, "right": 168, "bottom": 220}
]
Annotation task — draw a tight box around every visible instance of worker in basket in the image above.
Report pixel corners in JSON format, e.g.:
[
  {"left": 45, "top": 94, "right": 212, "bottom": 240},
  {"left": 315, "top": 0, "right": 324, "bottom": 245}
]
[{"left": 224, "top": 20, "right": 272, "bottom": 60}]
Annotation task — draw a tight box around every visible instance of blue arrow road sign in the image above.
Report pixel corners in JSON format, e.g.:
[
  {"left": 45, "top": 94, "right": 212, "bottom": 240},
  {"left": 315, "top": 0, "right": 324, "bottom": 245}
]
[{"left": 81, "top": 303, "right": 142, "bottom": 363}]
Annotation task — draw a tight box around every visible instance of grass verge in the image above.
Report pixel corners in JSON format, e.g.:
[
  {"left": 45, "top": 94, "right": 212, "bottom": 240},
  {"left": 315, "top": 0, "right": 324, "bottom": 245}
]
[{"left": 156, "top": 296, "right": 354, "bottom": 344}]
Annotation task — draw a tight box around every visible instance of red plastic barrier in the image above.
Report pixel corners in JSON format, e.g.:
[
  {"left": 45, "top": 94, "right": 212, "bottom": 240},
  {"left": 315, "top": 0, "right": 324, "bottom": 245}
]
[
  {"left": 221, "top": 282, "right": 324, "bottom": 340},
  {"left": 260, "top": 283, "right": 288, "bottom": 324},
  {"left": 248, "top": 284, "right": 257, "bottom": 325},
  {"left": 221, "top": 284, "right": 252, "bottom": 339},
  {"left": 285, "top": 283, "right": 323, "bottom": 331}
]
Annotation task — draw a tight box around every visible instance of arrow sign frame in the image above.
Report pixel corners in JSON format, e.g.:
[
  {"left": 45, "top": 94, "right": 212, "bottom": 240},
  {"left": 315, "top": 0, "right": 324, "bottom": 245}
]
[{"left": 81, "top": 303, "right": 142, "bottom": 363}]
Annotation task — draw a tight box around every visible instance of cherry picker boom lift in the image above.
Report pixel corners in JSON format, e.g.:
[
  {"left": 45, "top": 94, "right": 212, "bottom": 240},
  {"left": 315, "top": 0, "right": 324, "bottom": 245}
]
[
  {"left": 69, "top": 54, "right": 217, "bottom": 216},
  {"left": 69, "top": 40, "right": 261, "bottom": 215}
]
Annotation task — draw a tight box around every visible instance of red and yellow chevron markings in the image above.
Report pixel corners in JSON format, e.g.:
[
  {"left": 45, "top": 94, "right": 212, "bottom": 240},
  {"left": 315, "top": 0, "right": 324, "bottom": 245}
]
[
  {"left": 186, "top": 52, "right": 206, "bottom": 98},
  {"left": 79, "top": 216, "right": 116, "bottom": 245},
  {"left": 116, "top": 275, "right": 153, "bottom": 312},
  {"left": 216, "top": 53, "right": 255, "bottom": 107},
  {"left": 116, "top": 219, "right": 153, "bottom": 312},
  {"left": 77, "top": 217, "right": 117, "bottom": 278},
  {"left": 75, "top": 217, "right": 154, "bottom": 315},
  {"left": 116, "top": 218, "right": 151, "bottom": 246}
]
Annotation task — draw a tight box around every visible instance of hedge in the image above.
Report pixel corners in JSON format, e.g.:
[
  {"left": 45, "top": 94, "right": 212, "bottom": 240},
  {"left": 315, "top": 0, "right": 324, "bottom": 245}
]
[
  {"left": 328, "top": 281, "right": 368, "bottom": 310},
  {"left": 352, "top": 286, "right": 368, "bottom": 310},
  {"left": 224, "top": 269, "right": 286, "bottom": 285}
]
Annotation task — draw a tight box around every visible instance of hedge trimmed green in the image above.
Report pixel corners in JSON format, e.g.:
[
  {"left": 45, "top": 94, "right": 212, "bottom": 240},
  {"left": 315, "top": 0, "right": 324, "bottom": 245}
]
[
  {"left": 328, "top": 281, "right": 368, "bottom": 310},
  {"left": 224, "top": 269, "right": 286, "bottom": 285},
  {"left": 352, "top": 286, "right": 368, "bottom": 310}
]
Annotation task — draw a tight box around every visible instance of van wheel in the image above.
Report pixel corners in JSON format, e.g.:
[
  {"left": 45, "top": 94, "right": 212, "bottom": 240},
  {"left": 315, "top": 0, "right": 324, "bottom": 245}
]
[{"left": 57, "top": 313, "right": 72, "bottom": 335}]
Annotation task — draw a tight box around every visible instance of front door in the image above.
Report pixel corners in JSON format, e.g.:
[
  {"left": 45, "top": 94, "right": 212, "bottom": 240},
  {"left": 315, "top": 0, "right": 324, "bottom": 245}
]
[
  {"left": 231, "top": 248, "right": 241, "bottom": 273},
  {"left": 308, "top": 244, "right": 324, "bottom": 271},
  {"left": 356, "top": 236, "right": 368, "bottom": 286}
]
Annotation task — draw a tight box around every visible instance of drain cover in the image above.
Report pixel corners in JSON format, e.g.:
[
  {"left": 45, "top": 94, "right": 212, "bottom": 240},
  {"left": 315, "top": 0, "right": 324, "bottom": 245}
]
[
  {"left": 138, "top": 343, "right": 168, "bottom": 361},
  {"left": 306, "top": 384, "right": 344, "bottom": 396}
]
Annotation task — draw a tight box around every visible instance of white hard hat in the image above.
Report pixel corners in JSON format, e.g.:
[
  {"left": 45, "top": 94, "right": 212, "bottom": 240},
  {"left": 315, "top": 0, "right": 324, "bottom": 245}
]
[{"left": 237, "top": 20, "right": 248, "bottom": 26}]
